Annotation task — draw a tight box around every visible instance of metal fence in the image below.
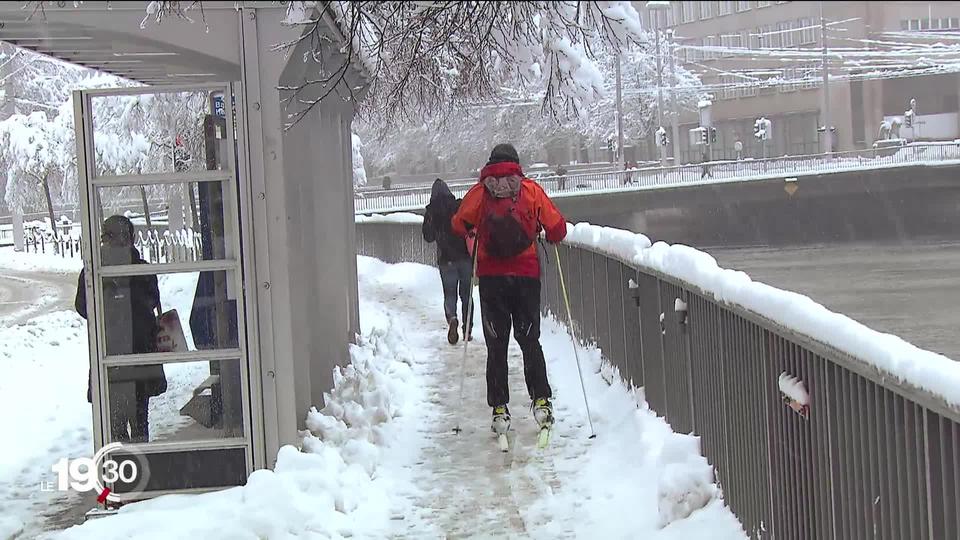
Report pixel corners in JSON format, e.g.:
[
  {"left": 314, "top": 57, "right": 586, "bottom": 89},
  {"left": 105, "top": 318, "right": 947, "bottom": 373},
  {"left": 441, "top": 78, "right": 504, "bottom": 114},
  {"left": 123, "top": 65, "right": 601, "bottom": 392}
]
[
  {"left": 354, "top": 142, "right": 960, "bottom": 215},
  {"left": 355, "top": 221, "right": 960, "bottom": 539}
]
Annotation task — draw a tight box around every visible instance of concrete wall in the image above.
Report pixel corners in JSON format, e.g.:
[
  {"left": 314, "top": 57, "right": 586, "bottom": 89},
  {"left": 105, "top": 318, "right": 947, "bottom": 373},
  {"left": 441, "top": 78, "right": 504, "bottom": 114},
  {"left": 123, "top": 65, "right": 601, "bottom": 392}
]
[
  {"left": 554, "top": 163, "right": 960, "bottom": 248},
  {"left": 239, "top": 7, "right": 363, "bottom": 465}
]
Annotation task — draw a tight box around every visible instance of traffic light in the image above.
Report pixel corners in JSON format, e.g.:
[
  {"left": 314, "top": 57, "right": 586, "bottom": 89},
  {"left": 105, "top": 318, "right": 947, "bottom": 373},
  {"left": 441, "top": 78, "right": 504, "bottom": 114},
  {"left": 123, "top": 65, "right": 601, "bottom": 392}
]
[
  {"left": 710, "top": 127, "right": 718, "bottom": 144},
  {"left": 700, "top": 128, "right": 709, "bottom": 145},
  {"left": 754, "top": 118, "right": 763, "bottom": 140},
  {"left": 904, "top": 109, "right": 914, "bottom": 128}
]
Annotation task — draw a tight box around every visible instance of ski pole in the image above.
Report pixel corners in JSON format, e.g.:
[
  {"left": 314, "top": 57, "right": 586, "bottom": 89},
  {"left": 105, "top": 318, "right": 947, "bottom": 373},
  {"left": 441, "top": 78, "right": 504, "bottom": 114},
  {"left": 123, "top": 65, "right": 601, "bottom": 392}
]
[
  {"left": 453, "top": 236, "right": 480, "bottom": 434},
  {"left": 554, "top": 244, "right": 597, "bottom": 439}
]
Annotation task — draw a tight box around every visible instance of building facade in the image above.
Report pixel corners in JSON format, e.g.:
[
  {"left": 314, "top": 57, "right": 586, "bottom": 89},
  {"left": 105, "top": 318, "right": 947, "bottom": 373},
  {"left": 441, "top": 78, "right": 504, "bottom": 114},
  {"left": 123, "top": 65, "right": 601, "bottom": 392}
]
[{"left": 634, "top": 1, "right": 960, "bottom": 163}]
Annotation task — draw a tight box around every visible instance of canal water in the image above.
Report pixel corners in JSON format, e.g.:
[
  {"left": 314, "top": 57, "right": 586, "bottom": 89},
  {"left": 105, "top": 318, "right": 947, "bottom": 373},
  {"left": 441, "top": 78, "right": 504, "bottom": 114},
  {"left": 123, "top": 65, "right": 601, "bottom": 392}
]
[{"left": 706, "top": 241, "right": 960, "bottom": 361}]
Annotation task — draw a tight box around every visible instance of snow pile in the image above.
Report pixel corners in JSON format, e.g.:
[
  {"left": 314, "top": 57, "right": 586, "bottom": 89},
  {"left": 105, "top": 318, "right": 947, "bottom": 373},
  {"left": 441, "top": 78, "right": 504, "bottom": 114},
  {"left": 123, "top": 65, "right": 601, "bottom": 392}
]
[
  {"left": 301, "top": 319, "right": 416, "bottom": 478},
  {"left": 565, "top": 222, "right": 960, "bottom": 407},
  {"left": 654, "top": 434, "right": 719, "bottom": 528},
  {"left": 55, "top": 295, "right": 419, "bottom": 540},
  {"left": 0, "top": 246, "right": 83, "bottom": 274},
  {"left": 530, "top": 314, "right": 744, "bottom": 538}
]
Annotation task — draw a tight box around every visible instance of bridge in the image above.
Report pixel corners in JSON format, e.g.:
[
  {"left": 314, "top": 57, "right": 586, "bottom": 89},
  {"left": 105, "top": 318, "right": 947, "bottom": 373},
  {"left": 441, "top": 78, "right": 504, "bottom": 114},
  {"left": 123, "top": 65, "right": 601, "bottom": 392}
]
[{"left": 356, "top": 143, "right": 960, "bottom": 246}]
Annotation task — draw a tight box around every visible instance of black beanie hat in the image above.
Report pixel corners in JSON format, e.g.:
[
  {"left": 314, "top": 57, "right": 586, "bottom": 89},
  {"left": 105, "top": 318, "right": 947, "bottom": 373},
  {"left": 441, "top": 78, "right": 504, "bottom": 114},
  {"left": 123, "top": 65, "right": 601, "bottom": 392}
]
[{"left": 486, "top": 143, "right": 520, "bottom": 165}]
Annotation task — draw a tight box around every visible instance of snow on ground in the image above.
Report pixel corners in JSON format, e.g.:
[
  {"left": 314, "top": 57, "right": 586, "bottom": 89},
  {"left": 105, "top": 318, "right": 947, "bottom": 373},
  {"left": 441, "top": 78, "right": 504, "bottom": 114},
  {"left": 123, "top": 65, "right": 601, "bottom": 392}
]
[
  {"left": 0, "top": 311, "right": 90, "bottom": 540},
  {"left": 42, "top": 256, "right": 745, "bottom": 539},
  {"left": 0, "top": 246, "right": 83, "bottom": 274}
]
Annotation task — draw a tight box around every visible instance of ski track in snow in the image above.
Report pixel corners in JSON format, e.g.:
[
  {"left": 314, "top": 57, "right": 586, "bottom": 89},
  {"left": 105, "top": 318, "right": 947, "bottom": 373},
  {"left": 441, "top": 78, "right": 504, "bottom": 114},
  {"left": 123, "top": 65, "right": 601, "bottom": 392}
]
[{"left": 363, "top": 268, "right": 577, "bottom": 538}]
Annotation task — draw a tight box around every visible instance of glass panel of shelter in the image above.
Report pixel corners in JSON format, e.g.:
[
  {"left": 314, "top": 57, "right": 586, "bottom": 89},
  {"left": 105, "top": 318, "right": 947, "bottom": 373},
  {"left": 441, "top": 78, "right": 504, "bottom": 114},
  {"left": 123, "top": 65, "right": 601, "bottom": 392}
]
[{"left": 76, "top": 83, "right": 251, "bottom": 495}]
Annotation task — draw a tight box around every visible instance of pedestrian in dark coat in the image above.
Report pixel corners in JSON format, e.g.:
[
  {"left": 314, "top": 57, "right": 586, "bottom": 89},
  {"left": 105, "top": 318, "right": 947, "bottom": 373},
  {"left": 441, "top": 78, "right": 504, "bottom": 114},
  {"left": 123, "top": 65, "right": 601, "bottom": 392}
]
[
  {"left": 75, "top": 215, "right": 166, "bottom": 443},
  {"left": 422, "top": 178, "right": 474, "bottom": 344}
]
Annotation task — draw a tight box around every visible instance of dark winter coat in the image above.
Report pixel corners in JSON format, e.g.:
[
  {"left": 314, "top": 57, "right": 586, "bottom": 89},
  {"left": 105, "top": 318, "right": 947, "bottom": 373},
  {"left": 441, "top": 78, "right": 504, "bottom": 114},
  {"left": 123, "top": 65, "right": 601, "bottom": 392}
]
[
  {"left": 422, "top": 179, "right": 470, "bottom": 265},
  {"left": 75, "top": 248, "right": 167, "bottom": 402}
]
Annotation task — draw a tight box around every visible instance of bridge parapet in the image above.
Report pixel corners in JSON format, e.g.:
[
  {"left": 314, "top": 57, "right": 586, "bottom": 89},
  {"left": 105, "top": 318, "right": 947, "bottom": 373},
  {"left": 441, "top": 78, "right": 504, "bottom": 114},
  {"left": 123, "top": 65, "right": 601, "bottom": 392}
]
[
  {"left": 355, "top": 142, "right": 960, "bottom": 215},
  {"left": 355, "top": 216, "right": 960, "bottom": 539}
]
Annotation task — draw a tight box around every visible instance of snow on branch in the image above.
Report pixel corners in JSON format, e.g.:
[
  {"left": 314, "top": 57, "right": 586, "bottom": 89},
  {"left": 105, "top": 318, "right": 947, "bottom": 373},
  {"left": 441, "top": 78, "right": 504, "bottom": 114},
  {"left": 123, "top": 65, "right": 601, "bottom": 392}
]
[{"left": 280, "top": 1, "right": 646, "bottom": 129}]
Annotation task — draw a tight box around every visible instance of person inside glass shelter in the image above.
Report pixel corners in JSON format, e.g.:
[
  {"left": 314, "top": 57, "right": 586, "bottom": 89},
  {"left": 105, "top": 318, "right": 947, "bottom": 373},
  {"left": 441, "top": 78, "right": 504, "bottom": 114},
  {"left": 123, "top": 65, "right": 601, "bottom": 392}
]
[{"left": 75, "top": 215, "right": 167, "bottom": 442}]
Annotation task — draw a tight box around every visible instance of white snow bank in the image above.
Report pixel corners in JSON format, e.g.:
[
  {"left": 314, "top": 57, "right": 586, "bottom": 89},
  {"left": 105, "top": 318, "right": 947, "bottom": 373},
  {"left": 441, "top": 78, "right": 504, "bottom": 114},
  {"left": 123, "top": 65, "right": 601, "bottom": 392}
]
[
  {"left": 0, "top": 312, "right": 89, "bottom": 484},
  {"left": 0, "top": 246, "right": 83, "bottom": 274},
  {"left": 532, "top": 313, "right": 745, "bottom": 538},
  {"left": 0, "top": 310, "right": 92, "bottom": 539},
  {"left": 55, "top": 291, "right": 420, "bottom": 540},
  {"left": 565, "top": 221, "right": 652, "bottom": 263},
  {"left": 564, "top": 222, "right": 960, "bottom": 408},
  {"left": 354, "top": 212, "right": 424, "bottom": 224}
]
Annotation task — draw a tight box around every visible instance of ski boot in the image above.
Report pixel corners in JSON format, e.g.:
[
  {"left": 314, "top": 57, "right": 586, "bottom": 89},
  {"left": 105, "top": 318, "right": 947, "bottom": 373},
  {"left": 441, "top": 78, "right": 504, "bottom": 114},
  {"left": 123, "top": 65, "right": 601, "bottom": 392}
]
[
  {"left": 533, "top": 398, "right": 553, "bottom": 449},
  {"left": 491, "top": 405, "right": 511, "bottom": 434},
  {"left": 532, "top": 398, "right": 554, "bottom": 428},
  {"left": 447, "top": 317, "right": 459, "bottom": 345},
  {"left": 492, "top": 405, "right": 510, "bottom": 452}
]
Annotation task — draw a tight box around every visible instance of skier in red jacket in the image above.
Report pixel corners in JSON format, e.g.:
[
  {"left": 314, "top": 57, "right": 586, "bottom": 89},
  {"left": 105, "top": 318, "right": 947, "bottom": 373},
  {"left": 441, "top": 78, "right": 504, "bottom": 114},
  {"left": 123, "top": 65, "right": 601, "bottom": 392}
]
[{"left": 451, "top": 143, "right": 567, "bottom": 434}]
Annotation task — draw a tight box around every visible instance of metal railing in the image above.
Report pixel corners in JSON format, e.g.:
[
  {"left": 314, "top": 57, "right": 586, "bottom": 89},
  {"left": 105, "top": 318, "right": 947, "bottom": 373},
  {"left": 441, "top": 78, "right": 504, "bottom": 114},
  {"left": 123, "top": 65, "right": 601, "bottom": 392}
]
[
  {"left": 354, "top": 142, "right": 960, "bottom": 215},
  {"left": 354, "top": 220, "right": 960, "bottom": 539}
]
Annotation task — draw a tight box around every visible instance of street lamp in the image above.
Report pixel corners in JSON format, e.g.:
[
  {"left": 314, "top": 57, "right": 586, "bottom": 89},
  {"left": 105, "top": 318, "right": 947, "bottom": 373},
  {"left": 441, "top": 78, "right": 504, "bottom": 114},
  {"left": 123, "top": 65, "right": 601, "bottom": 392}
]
[{"left": 647, "top": 1, "right": 672, "bottom": 167}]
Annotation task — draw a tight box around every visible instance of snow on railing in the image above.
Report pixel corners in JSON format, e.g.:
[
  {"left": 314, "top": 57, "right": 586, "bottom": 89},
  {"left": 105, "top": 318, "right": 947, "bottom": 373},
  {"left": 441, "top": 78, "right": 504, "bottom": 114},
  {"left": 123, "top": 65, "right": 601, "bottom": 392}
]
[
  {"left": 135, "top": 227, "right": 203, "bottom": 264},
  {"left": 355, "top": 142, "right": 960, "bottom": 214}
]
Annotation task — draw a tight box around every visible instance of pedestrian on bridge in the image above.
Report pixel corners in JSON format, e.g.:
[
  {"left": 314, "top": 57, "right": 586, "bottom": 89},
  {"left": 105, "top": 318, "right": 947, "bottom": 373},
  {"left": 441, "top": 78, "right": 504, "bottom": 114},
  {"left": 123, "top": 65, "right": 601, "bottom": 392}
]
[
  {"left": 422, "top": 178, "right": 474, "bottom": 345},
  {"left": 451, "top": 143, "right": 567, "bottom": 435}
]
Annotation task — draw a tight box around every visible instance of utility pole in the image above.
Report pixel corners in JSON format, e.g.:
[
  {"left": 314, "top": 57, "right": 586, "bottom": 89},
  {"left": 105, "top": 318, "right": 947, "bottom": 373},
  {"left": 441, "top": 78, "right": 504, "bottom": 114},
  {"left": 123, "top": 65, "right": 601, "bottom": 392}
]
[
  {"left": 667, "top": 29, "right": 681, "bottom": 166},
  {"left": 820, "top": 1, "right": 833, "bottom": 157},
  {"left": 654, "top": 22, "right": 666, "bottom": 167},
  {"left": 615, "top": 55, "right": 624, "bottom": 166}
]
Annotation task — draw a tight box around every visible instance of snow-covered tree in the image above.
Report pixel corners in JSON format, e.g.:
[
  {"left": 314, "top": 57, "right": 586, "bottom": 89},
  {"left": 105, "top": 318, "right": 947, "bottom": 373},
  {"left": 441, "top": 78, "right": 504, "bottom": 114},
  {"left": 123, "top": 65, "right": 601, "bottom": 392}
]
[
  {"left": 0, "top": 110, "right": 73, "bottom": 250},
  {"left": 351, "top": 132, "right": 367, "bottom": 188}
]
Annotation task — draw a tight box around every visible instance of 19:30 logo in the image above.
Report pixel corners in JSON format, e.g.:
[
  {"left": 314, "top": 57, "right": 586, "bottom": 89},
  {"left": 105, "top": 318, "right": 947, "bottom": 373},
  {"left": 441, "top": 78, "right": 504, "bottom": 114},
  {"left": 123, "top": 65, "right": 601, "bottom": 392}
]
[{"left": 50, "top": 443, "right": 149, "bottom": 502}]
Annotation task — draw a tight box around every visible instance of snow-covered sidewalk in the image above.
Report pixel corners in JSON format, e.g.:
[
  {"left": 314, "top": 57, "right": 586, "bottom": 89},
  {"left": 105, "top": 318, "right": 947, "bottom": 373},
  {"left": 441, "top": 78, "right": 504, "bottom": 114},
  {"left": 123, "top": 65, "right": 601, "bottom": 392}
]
[
  {"left": 42, "top": 256, "right": 745, "bottom": 539},
  {"left": 357, "top": 257, "right": 745, "bottom": 539}
]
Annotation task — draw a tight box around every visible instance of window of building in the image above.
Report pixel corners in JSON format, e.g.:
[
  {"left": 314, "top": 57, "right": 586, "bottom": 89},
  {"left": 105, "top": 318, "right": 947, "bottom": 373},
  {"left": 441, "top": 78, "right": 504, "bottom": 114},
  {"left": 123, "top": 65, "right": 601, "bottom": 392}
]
[
  {"left": 757, "top": 24, "right": 779, "bottom": 48},
  {"left": 741, "top": 29, "right": 752, "bottom": 50},
  {"left": 672, "top": 3, "right": 683, "bottom": 26},
  {"left": 736, "top": 1, "right": 751, "bottom": 12},
  {"left": 719, "top": 1, "right": 734, "bottom": 16},
  {"left": 681, "top": 2, "right": 697, "bottom": 23},
  {"left": 798, "top": 17, "right": 817, "bottom": 45},
  {"left": 740, "top": 80, "right": 759, "bottom": 98},
  {"left": 709, "top": 35, "right": 722, "bottom": 59},
  {"left": 779, "top": 21, "right": 796, "bottom": 47},
  {"left": 757, "top": 0, "right": 772, "bottom": 7},
  {"left": 721, "top": 33, "right": 737, "bottom": 57},
  {"left": 700, "top": 1, "right": 714, "bottom": 19}
]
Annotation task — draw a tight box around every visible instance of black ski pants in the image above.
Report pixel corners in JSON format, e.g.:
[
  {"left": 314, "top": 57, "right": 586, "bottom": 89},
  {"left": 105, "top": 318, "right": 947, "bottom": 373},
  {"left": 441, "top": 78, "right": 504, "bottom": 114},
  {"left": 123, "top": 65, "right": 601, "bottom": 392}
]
[{"left": 479, "top": 276, "right": 552, "bottom": 407}]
